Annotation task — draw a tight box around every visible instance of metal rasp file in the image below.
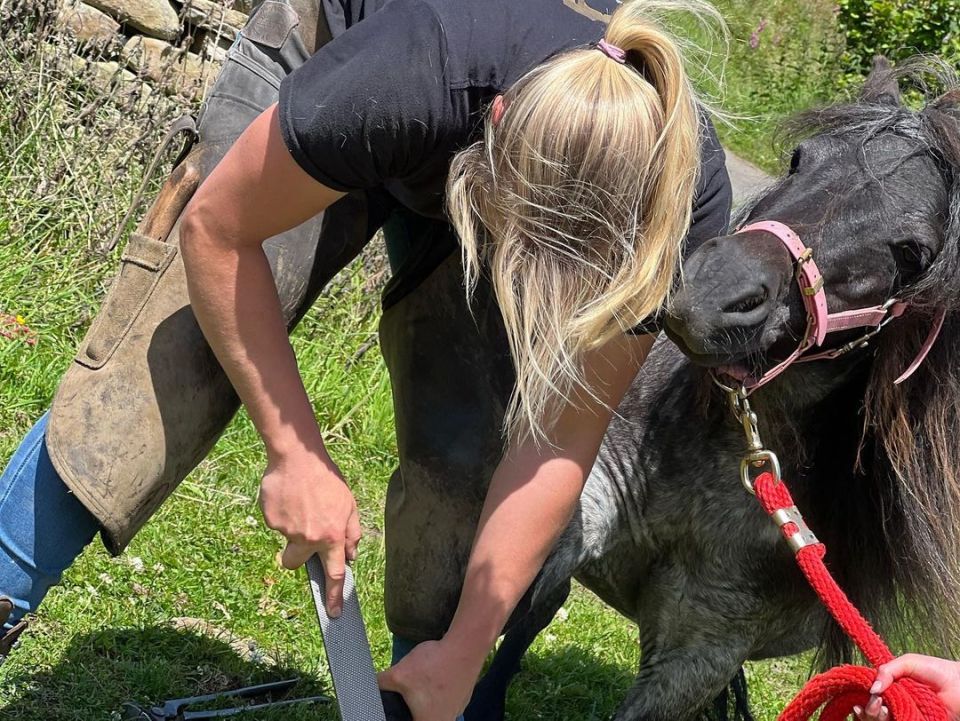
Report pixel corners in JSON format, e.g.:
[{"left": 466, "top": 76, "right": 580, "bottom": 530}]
[{"left": 306, "top": 556, "right": 388, "bottom": 721}]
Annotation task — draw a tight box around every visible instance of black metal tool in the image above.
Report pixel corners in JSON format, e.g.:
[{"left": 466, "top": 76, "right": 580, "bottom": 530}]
[
  {"left": 380, "top": 691, "right": 414, "bottom": 721},
  {"left": 122, "top": 558, "right": 414, "bottom": 721},
  {"left": 121, "top": 678, "right": 329, "bottom": 720}
]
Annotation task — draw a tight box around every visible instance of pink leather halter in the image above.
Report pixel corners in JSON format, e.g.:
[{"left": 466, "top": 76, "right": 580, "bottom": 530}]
[{"left": 719, "top": 220, "right": 946, "bottom": 393}]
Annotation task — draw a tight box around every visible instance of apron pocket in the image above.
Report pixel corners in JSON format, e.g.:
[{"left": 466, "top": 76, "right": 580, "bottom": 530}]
[
  {"left": 241, "top": 1, "right": 300, "bottom": 49},
  {"left": 76, "top": 234, "right": 178, "bottom": 369}
]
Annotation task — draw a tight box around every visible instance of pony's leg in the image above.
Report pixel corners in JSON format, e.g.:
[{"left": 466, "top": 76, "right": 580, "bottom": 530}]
[
  {"left": 603, "top": 562, "right": 760, "bottom": 721},
  {"left": 463, "top": 579, "right": 572, "bottom": 721},
  {"left": 612, "top": 628, "right": 755, "bottom": 721}
]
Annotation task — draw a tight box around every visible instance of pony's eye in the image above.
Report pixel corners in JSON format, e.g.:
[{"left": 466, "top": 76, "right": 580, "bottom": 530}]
[
  {"left": 892, "top": 240, "right": 932, "bottom": 275},
  {"left": 788, "top": 148, "right": 803, "bottom": 175}
]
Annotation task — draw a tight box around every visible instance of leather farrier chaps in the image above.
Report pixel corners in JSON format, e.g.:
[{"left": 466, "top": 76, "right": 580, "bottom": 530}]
[
  {"left": 46, "top": 0, "right": 362, "bottom": 553},
  {"left": 45, "top": 0, "right": 517, "bottom": 643}
]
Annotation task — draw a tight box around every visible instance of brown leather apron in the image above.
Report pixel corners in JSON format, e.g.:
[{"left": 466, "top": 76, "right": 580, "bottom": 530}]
[{"left": 45, "top": 1, "right": 374, "bottom": 553}]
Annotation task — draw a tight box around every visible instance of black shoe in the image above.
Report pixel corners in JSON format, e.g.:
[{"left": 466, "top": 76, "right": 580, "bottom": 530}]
[{"left": 0, "top": 596, "right": 27, "bottom": 665}]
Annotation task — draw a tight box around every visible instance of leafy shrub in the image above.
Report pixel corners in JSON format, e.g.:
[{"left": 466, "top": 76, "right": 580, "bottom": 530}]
[{"left": 838, "top": 0, "right": 960, "bottom": 77}]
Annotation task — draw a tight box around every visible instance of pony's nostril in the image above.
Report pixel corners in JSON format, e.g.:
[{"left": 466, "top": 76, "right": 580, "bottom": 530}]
[{"left": 723, "top": 292, "right": 767, "bottom": 316}]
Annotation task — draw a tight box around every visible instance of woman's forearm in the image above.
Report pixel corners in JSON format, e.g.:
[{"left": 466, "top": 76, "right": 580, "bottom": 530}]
[
  {"left": 181, "top": 234, "right": 325, "bottom": 460},
  {"left": 176, "top": 106, "right": 361, "bottom": 606},
  {"left": 379, "top": 443, "right": 595, "bottom": 709},
  {"left": 443, "top": 445, "right": 587, "bottom": 662},
  {"left": 378, "top": 334, "right": 652, "bottom": 718},
  {"left": 444, "top": 333, "right": 654, "bottom": 667},
  {"left": 178, "top": 104, "right": 344, "bottom": 461},
  {"left": 182, "top": 222, "right": 363, "bottom": 601}
]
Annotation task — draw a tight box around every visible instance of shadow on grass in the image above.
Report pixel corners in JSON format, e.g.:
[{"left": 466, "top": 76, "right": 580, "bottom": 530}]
[
  {"left": 2, "top": 628, "right": 639, "bottom": 721},
  {"left": 501, "top": 646, "right": 757, "bottom": 721},
  {"left": 1, "top": 625, "right": 337, "bottom": 721},
  {"left": 501, "top": 644, "right": 636, "bottom": 721}
]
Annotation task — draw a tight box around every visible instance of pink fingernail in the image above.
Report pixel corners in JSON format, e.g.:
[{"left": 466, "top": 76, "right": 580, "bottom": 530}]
[{"left": 870, "top": 681, "right": 882, "bottom": 694}]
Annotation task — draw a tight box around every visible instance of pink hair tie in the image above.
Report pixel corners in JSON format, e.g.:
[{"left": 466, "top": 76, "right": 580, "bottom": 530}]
[
  {"left": 596, "top": 39, "right": 627, "bottom": 64},
  {"left": 491, "top": 94, "right": 507, "bottom": 126}
]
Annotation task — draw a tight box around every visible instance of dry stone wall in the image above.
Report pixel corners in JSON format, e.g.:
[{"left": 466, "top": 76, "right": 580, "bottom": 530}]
[{"left": 55, "top": 0, "right": 254, "bottom": 100}]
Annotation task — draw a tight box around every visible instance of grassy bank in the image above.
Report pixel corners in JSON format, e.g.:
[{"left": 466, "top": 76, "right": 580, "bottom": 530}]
[
  {"left": 703, "top": 0, "right": 845, "bottom": 171},
  {"left": 0, "top": 2, "right": 851, "bottom": 719}
]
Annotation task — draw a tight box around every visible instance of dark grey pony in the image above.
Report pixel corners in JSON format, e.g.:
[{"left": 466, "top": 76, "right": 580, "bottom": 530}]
[{"left": 465, "top": 58, "right": 960, "bottom": 721}]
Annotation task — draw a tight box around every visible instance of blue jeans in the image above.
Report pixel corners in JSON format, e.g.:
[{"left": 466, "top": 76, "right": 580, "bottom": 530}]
[{"left": 0, "top": 412, "right": 100, "bottom": 628}]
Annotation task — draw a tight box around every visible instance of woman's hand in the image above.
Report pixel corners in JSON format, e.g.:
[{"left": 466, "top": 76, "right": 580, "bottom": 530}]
[
  {"left": 855, "top": 654, "right": 960, "bottom": 721},
  {"left": 853, "top": 694, "right": 889, "bottom": 721},
  {"left": 378, "top": 640, "right": 485, "bottom": 721},
  {"left": 259, "top": 447, "right": 361, "bottom": 617}
]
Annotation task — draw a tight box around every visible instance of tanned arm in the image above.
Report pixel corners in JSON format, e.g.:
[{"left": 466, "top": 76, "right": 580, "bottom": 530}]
[
  {"left": 180, "top": 103, "right": 357, "bottom": 616},
  {"left": 380, "top": 333, "right": 655, "bottom": 720}
]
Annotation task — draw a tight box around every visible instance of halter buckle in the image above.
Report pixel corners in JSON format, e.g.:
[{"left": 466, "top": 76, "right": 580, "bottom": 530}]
[
  {"left": 796, "top": 249, "right": 824, "bottom": 296},
  {"left": 825, "top": 298, "right": 901, "bottom": 358},
  {"left": 802, "top": 278, "right": 824, "bottom": 296}
]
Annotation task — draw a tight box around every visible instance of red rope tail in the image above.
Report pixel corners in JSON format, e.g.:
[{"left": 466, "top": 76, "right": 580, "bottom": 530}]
[{"left": 752, "top": 472, "right": 949, "bottom": 721}]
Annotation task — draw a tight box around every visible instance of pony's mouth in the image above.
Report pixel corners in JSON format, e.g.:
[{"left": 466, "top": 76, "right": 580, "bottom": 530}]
[
  {"left": 663, "top": 323, "right": 801, "bottom": 378},
  {"left": 663, "top": 332, "right": 758, "bottom": 370},
  {"left": 714, "top": 363, "right": 753, "bottom": 383}
]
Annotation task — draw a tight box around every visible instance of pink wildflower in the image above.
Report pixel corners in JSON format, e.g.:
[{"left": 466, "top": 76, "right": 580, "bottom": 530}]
[{"left": 749, "top": 18, "right": 768, "bottom": 50}]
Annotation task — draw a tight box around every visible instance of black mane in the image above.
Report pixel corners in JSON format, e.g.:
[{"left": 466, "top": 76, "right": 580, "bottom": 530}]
[{"left": 784, "top": 57, "right": 960, "bottom": 310}]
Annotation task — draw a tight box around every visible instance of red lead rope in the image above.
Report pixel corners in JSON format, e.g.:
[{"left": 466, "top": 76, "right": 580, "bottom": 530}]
[{"left": 752, "top": 471, "right": 949, "bottom": 721}]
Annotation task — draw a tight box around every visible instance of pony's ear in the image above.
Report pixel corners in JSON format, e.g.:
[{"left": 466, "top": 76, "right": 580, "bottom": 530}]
[
  {"left": 933, "top": 89, "right": 960, "bottom": 111},
  {"left": 861, "top": 56, "right": 901, "bottom": 106},
  {"left": 925, "top": 102, "right": 960, "bottom": 171}
]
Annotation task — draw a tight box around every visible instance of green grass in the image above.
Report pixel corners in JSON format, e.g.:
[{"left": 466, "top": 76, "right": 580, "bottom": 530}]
[
  {"left": 695, "top": 0, "right": 847, "bottom": 172},
  {"left": 0, "top": 5, "right": 852, "bottom": 719}
]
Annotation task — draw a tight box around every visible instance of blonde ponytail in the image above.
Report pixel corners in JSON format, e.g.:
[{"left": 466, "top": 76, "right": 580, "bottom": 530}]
[{"left": 447, "top": 0, "right": 719, "bottom": 443}]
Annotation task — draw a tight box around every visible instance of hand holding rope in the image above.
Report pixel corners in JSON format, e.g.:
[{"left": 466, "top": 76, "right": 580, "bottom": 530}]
[{"left": 724, "top": 384, "right": 950, "bottom": 721}]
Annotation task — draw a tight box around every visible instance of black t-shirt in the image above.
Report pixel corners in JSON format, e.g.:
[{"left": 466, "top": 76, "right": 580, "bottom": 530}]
[
  {"left": 278, "top": 0, "right": 732, "bottom": 328},
  {"left": 281, "top": 0, "right": 629, "bottom": 217}
]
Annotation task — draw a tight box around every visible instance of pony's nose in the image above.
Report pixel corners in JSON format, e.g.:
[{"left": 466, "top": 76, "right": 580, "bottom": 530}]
[
  {"left": 718, "top": 284, "right": 771, "bottom": 327},
  {"left": 671, "top": 277, "right": 775, "bottom": 344},
  {"left": 667, "top": 234, "right": 789, "bottom": 357}
]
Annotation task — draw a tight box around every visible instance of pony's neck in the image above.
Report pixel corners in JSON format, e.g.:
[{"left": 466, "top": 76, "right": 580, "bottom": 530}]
[{"left": 748, "top": 357, "right": 870, "bottom": 474}]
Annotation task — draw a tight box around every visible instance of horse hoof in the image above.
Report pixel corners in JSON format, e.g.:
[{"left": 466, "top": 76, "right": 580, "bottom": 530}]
[{"left": 381, "top": 690, "right": 414, "bottom": 721}]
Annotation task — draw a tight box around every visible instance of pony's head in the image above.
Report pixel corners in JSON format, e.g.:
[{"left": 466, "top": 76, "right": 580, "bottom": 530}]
[
  {"left": 668, "top": 57, "right": 960, "bottom": 662},
  {"left": 669, "top": 57, "right": 959, "bottom": 376}
]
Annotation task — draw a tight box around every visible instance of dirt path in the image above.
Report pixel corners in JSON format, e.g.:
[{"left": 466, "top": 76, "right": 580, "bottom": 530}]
[{"left": 726, "top": 151, "right": 773, "bottom": 208}]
